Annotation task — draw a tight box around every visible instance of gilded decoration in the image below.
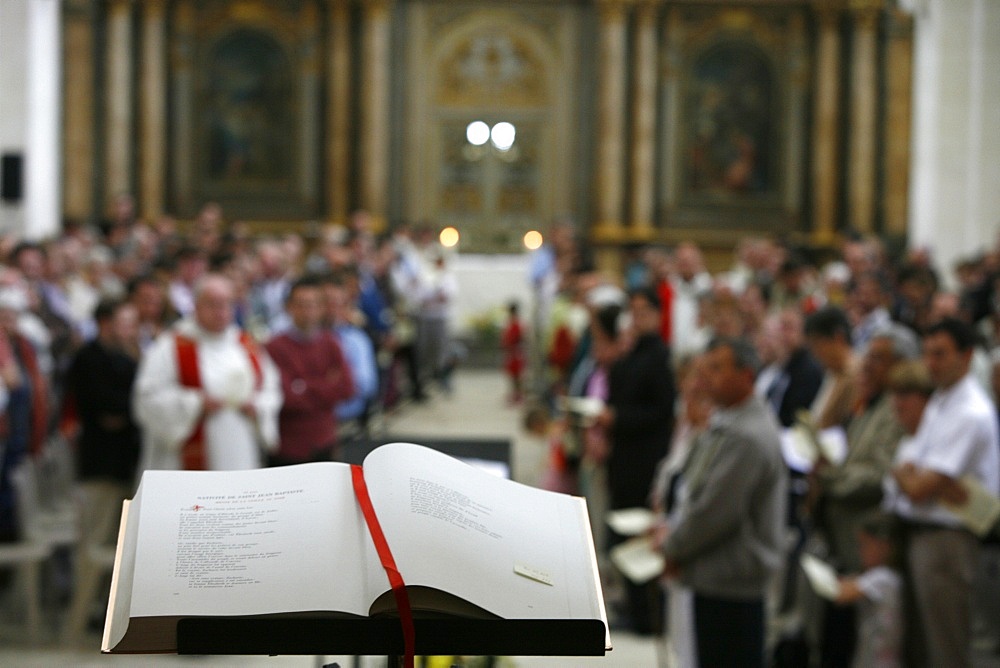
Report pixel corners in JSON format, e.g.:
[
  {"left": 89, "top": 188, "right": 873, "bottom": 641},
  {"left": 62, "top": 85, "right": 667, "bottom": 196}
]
[
  {"left": 421, "top": 8, "right": 563, "bottom": 253},
  {"left": 437, "top": 32, "right": 546, "bottom": 109}
]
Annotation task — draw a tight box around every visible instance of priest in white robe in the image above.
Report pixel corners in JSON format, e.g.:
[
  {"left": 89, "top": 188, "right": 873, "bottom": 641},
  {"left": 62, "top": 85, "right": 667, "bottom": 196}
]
[{"left": 133, "top": 273, "right": 282, "bottom": 472}]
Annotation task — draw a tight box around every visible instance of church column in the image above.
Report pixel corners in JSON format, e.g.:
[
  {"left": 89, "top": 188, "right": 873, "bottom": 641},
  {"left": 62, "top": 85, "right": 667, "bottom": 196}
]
[
  {"left": 594, "top": 0, "right": 629, "bottom": 240},
  {"left": 140, "top": 0, "right": 168, "bottom": 222},
  {"left": 882, "top": 7, "right": 913, "bottom": 237},
  {"left": 785, "top": 11, "right": 809, "bottom": 220},
  {"left": 628, "top": 0, "right": 658, "bottom": 238},
  {"left": 299, "top": 2, "right": 322, "bottom": 211},
  {"left": 359, "top": 0, "right": 392, "bottom": 232},
  {"left": 25, "top": 0, "right": 62, "bottom": 240},
  {"left": 171, "top": 1, "right": 195, "bottom": 214},
  {"left": 661, "top": 6, "right": 683, "bottom": 215},
  {"left": 327, "top": 0, "right": 352, "bottom": 225},
  {"left": 810, "top": 2, "right": 841, "bottom": 245},
  {"left": 848, "top": 1, "right": 880, "bottom": 234},
  {"left": 104, "top": 0, "right": 135, "bottom": 207},
  {"left": 63, "top": 0, "right": 96, "bottom": 223}
]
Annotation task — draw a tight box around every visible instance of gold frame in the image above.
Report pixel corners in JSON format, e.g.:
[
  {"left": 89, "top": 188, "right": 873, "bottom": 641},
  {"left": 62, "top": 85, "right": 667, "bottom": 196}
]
[{"left": 660, "top": 5, "right": 809, "bottom": 237}]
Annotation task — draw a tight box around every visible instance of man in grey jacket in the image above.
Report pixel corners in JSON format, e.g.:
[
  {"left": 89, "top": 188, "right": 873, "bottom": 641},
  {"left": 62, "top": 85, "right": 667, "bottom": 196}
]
[{"left": 659, "top": 336, "right": 787, "bottom": 667}]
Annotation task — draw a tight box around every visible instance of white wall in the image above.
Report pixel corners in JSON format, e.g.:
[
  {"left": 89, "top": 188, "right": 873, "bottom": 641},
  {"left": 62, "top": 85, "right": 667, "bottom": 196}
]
[
  {"left": 0, "top": 0, "right": 61, "bottom": 241},
  {"left": 0, "top": 0, "right": 29, "bottom": 236},
  {"left": 451, "top": 253, "right": 533, "bottom": 337},
  {"left": 908, "top": 0, "right": 1000, "bottom": 284}
]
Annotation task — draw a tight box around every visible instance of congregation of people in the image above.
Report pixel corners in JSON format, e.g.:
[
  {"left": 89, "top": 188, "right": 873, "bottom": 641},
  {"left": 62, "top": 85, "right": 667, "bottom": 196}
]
[
  {"left": 0, "top": 198, "right": 463, "bottom": 604},
  {"left": 528, "top": 223, "right": 1000, "bottom": 667},
  {"left": 1, "top": 197, "right": 999, "bottom": 666}
]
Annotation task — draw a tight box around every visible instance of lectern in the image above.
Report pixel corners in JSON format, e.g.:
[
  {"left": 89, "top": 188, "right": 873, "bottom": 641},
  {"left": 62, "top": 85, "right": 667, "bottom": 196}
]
[
  {"left": 104, "top": 444, "right": 611, "bottom": 662},
  {"left": 175, "top": 617, "right": 609, "bottom": 656}
]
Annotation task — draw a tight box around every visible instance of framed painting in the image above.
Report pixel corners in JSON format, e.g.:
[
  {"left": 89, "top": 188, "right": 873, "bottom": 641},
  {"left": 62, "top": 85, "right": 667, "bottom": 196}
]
[
  {"left": 661, "top": 6, "right": 809, "bottom": 235},
  {"left": 169, "top": 0, "right": 322, "bottom": 220}
]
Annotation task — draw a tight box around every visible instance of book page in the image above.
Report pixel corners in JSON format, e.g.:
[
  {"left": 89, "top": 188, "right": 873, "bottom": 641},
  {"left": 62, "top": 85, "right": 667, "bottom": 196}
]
[
  {"left": 606, "top": 507, "right": 657, "bottom": 537},
  {"left": 781, "top": 424, "right": 847, "bottom": 472},
  {"left": 361, "top": 443, "right": 605, "bottom": 623},
  {"left": 800, "top": 554, "right": 841, "bottom": 601},
  {"left": 781, "top": 426, "right": 819, "bottom": 473},
  {"left": 942, "top": 476, "right": 1000, "bottom": 537},
  {"left": 610, "top": 536, "right": 664, "bottom": 584},
  {"left": 816, "top": 426, "right": 848, "bottom": 465},
  {"left": 104, "top": 499, "right": 138, "bottom": 651},
  {"left": 128, "top": 463, "right": 370, "bottom": 620}
]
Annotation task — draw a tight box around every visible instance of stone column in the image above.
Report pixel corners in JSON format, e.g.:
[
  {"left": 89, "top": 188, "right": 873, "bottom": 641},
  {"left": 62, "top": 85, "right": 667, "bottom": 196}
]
[
  {"left": 62, "top": 0, "right": 96, "bottom": 223},
  {"left": 171, "top": 0, "right": 195, "bottom": 214},
  {"left": 593, "top": 0, "right": 629, "bottom": 239},
  {"left": 104, "top": 0, "right": 134, "bottom": 207},
  {"left": 140, "top": 0, "right": 168, "bottom": 221},
  {"left": 629, "top": 1, "right": 658, "bottom": 238},
  {"left": 848, "top": 2, "right": 880, "bottom": 234},
  {"left": 359, "top": 0, "right": 392, "bottom": 232},
  {"left": 327, "top": 0, "right": 352, "bottom": 225},
  {"left": 661, "top": 5, "right": 683, "bottom": 212},
  {"left": 784, "top": 11, "right": 809, "bottom": 220},
  {"left": 299, "top": 2, "right": 322, "bottom": 211},
  {"left": 882, "top": 8, "right": 913, "bottom": 237},
  {"left": 810, "top": 2, "right": 841, "bottom": 245}
]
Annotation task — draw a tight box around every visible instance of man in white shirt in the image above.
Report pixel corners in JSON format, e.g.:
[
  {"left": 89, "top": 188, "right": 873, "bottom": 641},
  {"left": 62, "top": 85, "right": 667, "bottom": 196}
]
[
  {"left": 886, "top": 317, "right": 1000, "bottom": 667},
  {"left": 134, "top": 274, "right": 282, "bottom": 472}
]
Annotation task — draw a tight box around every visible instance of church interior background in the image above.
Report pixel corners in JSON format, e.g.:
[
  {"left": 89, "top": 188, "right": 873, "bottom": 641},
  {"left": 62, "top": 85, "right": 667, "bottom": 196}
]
[
  {"left": 1, "top": 0, "right": 999, "bottom": 322},
  {"left": 0, "top": 1, "right": 1000, "bottom": 661}
]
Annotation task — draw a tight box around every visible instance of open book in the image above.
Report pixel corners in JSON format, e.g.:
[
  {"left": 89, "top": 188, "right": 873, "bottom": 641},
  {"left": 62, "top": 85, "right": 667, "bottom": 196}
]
[{"left": 102, "top": 442, "right": 609, "bottom": 655}]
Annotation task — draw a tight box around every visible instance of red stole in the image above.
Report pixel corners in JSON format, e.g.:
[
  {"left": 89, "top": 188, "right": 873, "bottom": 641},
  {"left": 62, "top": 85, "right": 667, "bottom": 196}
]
[
  {"left": 12, "top": 335, "right": 48, "bottom": 456},
  {"left": 174, "top": 331, "right": 263, "bottom": 470}
]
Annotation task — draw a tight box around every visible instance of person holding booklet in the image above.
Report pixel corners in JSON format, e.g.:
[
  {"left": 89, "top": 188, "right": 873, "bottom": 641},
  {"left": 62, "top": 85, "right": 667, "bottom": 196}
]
[
  {"left": 884, "top": 318, "right": 1000, "bottom": 667},
  {"left": 803, "top": 305, "right": 860, "bottom": 430},
  {"left": 133, "top": 273, "right": 282, "bottom": 471},
  {"left": 807, "top": 322, "right": 916, "bottom": 665},
  {"left": 803, "top": 511, "right": 903, "bottom": 668},
  {"left": 655, "top": 337, "right": 786, "bottom": 667},
  {"left": 597, "top": 286, "right": 675, "bottom": 635},
  {"left": 649, "top": 352, "right": 713, "bottom": 668}
]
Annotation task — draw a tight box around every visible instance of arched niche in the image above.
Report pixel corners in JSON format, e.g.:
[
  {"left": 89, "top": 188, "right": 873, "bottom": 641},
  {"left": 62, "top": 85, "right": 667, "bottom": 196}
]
[{"left": 404, "top": 6, "right": 579, "bottom": 253}]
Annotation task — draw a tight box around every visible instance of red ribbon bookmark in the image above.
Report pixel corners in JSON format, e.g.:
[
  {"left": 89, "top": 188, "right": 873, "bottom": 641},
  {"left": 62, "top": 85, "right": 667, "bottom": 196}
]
[{"left": 351, "top": 465, "right": 415, "bottom": 668}]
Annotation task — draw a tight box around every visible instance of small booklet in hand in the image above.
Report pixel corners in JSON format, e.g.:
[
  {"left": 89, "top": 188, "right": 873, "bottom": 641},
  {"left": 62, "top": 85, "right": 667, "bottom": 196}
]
[
  {"left": 799, "top": 554, "right": 841, "bottom": 601},
  {"left": 610, "top": 537, "right": 665, "bottom": 585},
  {"left": 941, "top": 475, "right": 1000, "bottom": 538},
  {"left": 605, "top": 507, "right": 657, "bottom": 537}
]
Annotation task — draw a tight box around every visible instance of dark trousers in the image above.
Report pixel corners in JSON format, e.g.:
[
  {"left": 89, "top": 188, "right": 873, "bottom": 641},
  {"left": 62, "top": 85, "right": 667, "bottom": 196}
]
[
  {"left": 694, "top": 593, "right": 765, "bottom": 668},
  {"left": 820, "top": 599, "right": 856, "bottom": 667}
]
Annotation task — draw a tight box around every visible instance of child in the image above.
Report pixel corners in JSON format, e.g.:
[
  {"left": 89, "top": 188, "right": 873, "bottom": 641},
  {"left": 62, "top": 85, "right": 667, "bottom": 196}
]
[
  {"left": 523, "top": 404, "right": 580, "bottom": 495},
  {"left": 835, "top": 512, "right": 903, "bottom": 668},
  {"left": 501, "top": 301, "right": 525, "bottom": 404}
]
